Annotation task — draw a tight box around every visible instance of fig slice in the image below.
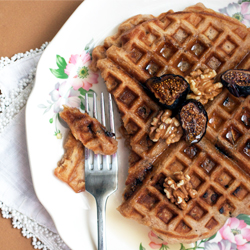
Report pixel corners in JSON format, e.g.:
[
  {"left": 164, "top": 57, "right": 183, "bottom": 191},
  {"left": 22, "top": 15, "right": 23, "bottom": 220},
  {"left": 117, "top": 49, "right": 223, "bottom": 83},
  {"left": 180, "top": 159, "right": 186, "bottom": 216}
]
[
  {"left": 221, "top": 69, "right": 250, "bottom": 97},
  {"left": 145, "top": 74, "right": 190, "bottom": 109},
  {"left": 179, "top": 99, "right": 208, "bottom": 144}
]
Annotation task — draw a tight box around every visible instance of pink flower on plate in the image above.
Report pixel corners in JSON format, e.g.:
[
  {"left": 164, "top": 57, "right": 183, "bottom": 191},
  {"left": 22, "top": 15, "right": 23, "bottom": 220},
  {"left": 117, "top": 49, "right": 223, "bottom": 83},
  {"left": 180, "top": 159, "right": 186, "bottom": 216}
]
[
  {"left": 219, "top": 217, "right": 250, "bottom": 250},
  {"left": 148, "top": 231, "right": 168, "bottom": 249},
  {"left": 49, "top": 81, "right": 80, "bottom": 113},
  {"left": 204, "top": 239, "right": 236, "bottom": 250},
  {"left": 64, "top": 51, "right": 98, "bottom": 91},
  {"left": 219, "top": 2, "right": 250, "bottom": 27}
]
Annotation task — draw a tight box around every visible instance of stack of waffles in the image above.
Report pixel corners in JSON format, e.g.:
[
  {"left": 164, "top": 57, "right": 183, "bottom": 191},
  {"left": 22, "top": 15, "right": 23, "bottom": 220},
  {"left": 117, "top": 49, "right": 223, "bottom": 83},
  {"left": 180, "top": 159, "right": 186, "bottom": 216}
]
[{"left": 90, "top": 3, "right": 250, "bottom": 244}]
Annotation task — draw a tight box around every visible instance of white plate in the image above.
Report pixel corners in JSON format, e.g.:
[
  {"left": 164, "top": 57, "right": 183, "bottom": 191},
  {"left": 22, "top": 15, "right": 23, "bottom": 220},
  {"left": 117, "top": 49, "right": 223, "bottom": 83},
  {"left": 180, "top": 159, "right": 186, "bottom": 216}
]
[{"left": 26, "top": 0, "right": 239, "bottom": 249}]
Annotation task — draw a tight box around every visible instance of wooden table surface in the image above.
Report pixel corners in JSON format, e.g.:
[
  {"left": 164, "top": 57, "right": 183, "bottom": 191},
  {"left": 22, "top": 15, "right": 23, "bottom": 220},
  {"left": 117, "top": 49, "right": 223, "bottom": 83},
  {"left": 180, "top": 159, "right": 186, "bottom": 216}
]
[{"left": 0, "top": 1, "right": 83, "bottom": 249}]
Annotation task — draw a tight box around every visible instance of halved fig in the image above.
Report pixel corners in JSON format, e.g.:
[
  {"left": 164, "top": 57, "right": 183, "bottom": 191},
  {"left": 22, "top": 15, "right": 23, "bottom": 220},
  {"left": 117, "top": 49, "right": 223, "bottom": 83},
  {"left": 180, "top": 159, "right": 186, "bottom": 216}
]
[
  {"left": 179, "top": 99, "right": 208, "bottom": 144},
  {"left": 145, "top": 74, "right": 190, "bottom": 109},
  {"left": 221, "top": 69, "right": 250, "bottom": 97}
]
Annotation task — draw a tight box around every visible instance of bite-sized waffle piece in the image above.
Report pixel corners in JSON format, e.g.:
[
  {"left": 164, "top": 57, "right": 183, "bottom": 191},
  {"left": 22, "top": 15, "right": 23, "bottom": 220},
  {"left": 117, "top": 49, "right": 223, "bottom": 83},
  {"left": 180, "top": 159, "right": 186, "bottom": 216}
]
[
  {"left": 91, "top": 3, "right": 250, "bottom": 243},
  {"left": 55, "top": 131, "right": 85, "bottom": 193},
  {"left": 60, "top": 106, "right": 118, "bottom": 155}
]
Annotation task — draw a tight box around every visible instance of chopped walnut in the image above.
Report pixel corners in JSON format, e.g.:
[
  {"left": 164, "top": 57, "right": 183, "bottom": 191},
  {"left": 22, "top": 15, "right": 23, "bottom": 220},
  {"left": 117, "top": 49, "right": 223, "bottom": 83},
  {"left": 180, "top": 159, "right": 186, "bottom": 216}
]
[
  {"left": 163, "top": 171, "right": 198, "bottom": 210},
  {"left": 185, "top": 69, "right": 223, "bottom": 105},
  {"left": 149, "top": 110, "right": 183, "bottom": 145}
]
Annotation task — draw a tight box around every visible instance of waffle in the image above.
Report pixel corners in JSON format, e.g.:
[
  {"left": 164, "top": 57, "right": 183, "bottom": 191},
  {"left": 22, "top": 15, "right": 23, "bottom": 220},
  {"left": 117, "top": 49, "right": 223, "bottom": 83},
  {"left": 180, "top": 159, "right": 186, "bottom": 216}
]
[
  {"left": 91, "top": 3, "right": 250, "bottom": 243},
  {"left": 55, "top": 131, "right": 85, "bottom": 193},
  {"left": 60, "top": 106, "right": 118, "bottom": 155}
]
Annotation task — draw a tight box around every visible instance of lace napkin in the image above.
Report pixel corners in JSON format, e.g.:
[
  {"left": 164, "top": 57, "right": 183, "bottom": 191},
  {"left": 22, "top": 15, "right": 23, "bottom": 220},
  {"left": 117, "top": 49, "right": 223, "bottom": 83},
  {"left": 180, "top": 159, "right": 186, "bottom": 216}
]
[{"left": 0, "top": 44, "right": 70, "bottom": 250}]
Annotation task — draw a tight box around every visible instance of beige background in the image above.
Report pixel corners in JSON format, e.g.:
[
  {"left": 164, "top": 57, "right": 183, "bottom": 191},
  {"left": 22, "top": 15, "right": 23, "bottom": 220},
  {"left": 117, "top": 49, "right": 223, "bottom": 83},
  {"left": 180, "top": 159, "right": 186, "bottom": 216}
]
[{"left": 0, "top": 1, "right": 83, "bottom": 249}]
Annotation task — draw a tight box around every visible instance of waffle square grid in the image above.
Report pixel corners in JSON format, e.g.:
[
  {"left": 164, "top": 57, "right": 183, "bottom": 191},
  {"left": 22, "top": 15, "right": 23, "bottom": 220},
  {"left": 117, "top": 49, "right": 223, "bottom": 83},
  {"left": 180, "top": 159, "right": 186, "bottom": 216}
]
[{"left": 92, "top": 7, "right": 250, "bottom": 244}]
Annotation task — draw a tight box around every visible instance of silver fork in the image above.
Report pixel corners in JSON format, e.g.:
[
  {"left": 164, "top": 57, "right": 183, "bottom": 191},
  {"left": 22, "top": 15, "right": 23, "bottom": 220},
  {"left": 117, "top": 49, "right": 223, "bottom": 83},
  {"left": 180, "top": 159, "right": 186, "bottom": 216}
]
[{"left": 84, "top": 92, "right": 118, "bottom": 250}]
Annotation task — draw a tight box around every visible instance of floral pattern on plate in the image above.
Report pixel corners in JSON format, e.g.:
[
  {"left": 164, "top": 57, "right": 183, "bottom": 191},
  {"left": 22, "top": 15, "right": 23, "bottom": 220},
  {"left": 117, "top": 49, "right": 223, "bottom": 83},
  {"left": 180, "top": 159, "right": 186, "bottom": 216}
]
[
  {"left": 219, "top": 1, "right": 250, "bottom": 25},
  {"left": 38, "top": 39, "right": 98, "bottom": 138},
  {"left": 148, "top": 231, "right": 168, "bottom": 249},
  {"left": 140, "top": 215, "right": 250, "bottom": 250}
]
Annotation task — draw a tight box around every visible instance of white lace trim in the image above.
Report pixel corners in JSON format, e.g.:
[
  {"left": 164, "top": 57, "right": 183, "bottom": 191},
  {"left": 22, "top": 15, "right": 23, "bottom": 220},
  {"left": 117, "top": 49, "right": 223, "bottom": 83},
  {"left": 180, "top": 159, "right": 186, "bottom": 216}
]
[
  {"left": 0, "top": 201, "right": 69, "bottom": 250},
  {"left": 0, "top": 68, "right": 36, "bottom": 133},
  {"left": 0, "top": 43, "right": 70, "bottom": 250},
  {"left": 0, "top": 42, "right": 49, "bottom": 69},
  {"left": 0, "top": 42, "right": 49, "bottom": 133}
]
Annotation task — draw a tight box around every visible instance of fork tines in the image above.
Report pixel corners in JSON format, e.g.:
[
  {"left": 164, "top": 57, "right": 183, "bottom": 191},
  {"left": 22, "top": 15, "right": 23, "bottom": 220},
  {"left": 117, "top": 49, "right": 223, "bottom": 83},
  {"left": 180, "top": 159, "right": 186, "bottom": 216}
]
[{"left": 84, "top": 92, "right": 117, "bottom": 171}]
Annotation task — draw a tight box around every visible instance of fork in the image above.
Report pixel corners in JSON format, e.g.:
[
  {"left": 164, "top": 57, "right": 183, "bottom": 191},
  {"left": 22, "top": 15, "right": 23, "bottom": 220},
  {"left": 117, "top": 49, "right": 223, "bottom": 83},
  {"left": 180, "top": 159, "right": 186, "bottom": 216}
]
[{"left": 84, "top": 92, "right": 118, "bottom": 250}]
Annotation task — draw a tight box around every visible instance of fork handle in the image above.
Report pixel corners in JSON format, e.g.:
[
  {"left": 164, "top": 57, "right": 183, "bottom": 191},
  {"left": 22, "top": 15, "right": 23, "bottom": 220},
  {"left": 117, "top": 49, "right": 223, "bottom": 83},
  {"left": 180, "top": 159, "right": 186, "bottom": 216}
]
[{"left": 96, "top": 196, "right": 107, "bottom": 250}]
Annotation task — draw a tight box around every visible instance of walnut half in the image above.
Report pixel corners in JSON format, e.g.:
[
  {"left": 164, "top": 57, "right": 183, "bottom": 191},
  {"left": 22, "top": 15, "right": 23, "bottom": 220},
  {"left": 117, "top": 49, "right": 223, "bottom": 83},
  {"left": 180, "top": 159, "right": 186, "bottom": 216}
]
[
  {"left": 149, "top": 110, "right": 183, "bottom": 145},
  {"left": 163, "top": 171, "right": 197, "bottom": 210},
  {"left": 186, "top": 69, "right": 223, "bottom": 105}
]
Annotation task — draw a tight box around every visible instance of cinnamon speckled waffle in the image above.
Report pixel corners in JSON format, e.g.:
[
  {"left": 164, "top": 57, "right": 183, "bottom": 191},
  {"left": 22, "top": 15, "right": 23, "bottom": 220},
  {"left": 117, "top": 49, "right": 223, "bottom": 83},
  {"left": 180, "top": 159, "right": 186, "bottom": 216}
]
[
  {"left": 90, "top": 3, "right": 250, "bottom": 243},
  {"left": 118, "top": 90, "right": 250, "bottom": 244}
]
